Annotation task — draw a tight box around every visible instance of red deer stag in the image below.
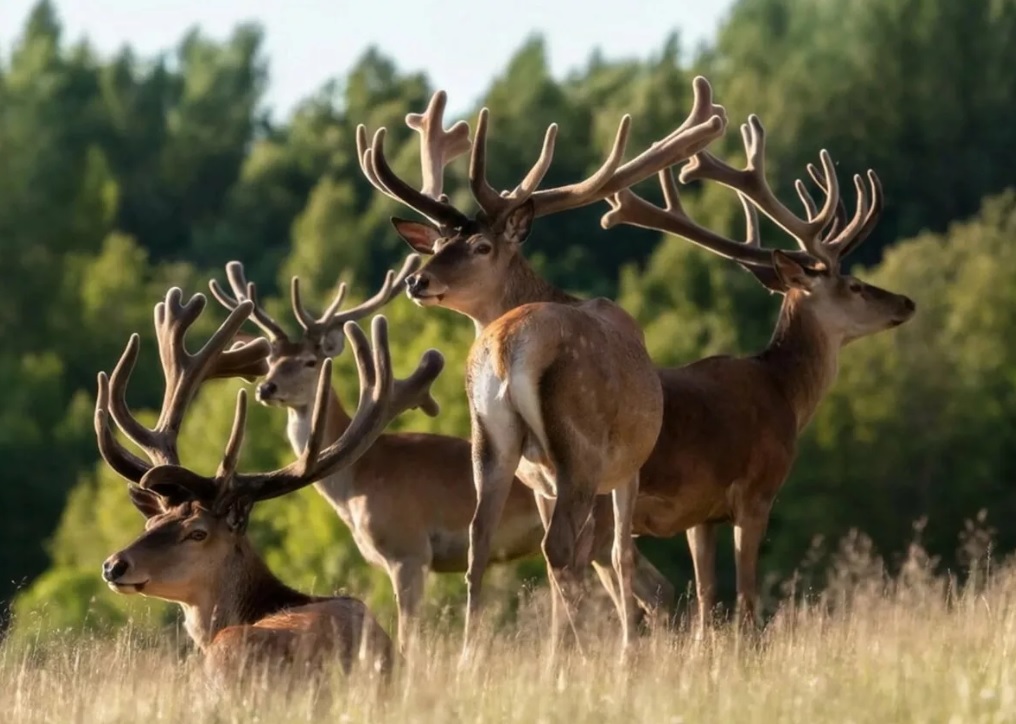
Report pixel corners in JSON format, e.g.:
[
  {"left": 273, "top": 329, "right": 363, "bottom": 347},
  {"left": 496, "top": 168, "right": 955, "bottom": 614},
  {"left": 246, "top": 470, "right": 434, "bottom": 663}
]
[
  {"left": 357, "top": 81, "right": 727, "bottom": 656},
  {"left": 99, "top": 288, "right": 443, "bottom": 678},
  {"left": 600, "top": 114, "right": 916, "bottom": 632},
  {"left": 208, "top": 250, "right": 546, "bottom": 653}
]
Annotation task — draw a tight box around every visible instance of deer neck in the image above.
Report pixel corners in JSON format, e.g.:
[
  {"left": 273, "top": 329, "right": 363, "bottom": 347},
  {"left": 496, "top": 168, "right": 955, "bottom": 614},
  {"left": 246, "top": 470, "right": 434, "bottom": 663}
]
[
  {"left": 758, "top": 291, "right": 843, "bottom": 431},
  {"left": 468, "top": 255, "right": 578, "bottom": 334},
  {"left": 285, "top": 383, "right": 359, "bottom": 517},
  {"left": 181, "top": 538, "right": 314, "bottom": 651},
  {"left": 285, "top": 383, "right": 350, "bottom": 455}
]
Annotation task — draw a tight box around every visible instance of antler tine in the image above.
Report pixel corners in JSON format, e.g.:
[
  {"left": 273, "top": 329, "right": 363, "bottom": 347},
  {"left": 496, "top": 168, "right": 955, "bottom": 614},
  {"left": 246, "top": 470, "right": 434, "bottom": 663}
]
[
  {"left": 406, "top": 90, "right": 472, "bottom": 199},
  {"left": 833, "top": 169, "right": 883, "bottom": 259},
  {"left": 209, "top": 261, "right": 289, "bottom": 341},
  {"left": 468, "top": 107, "right": 561, "bottom": 222},
  {"left": 215, "top": 389, "right": 248, "bottom": 481},
  {"left": 592, "top": 76, "right": 728, "bottom": 198},
  {"left": 154, "top": 290, "right": 256, "bottom": 436},
  {"left": 366, "top": 126, "right": 472, "bottom": 230},
  {"left": 802, "top": 162, "right": 848, "bottom": 239},
  {"left": 680, "top": 114, "right": 839, "bottom": 269},
  {"left": 95, "top": 370, "right": 151, "bottom": 482},
  {"left": 230, "top": 315, "right": 445, "bottom": 503}
]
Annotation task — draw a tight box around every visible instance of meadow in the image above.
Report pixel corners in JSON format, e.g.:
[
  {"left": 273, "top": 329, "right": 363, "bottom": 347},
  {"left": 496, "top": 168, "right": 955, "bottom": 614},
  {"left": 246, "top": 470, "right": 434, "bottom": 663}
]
[{"left": 3, "top": 532, "right": 1010, "bottom": 724}]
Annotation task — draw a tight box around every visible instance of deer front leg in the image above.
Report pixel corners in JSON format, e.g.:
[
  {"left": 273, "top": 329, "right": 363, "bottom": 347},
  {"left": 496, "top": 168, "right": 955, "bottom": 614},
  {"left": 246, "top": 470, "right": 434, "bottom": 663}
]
[
  {"left": 733, "top": 510, "right": 770, "bottom": 631},
  {"left": 389, "top": 558, "right": 427, "bottom": 656},
  {"left": 686, "top": 522, "right": 718, "bottom": 638},
  {"left": 463, "top": 417, "right": 521, "bottom": 659}
]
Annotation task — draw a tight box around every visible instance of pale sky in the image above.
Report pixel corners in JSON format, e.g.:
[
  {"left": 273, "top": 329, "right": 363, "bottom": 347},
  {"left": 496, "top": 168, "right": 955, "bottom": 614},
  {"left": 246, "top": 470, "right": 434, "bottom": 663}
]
[{"left": 0, "top": 0, "right": 734, "bottom": 119}]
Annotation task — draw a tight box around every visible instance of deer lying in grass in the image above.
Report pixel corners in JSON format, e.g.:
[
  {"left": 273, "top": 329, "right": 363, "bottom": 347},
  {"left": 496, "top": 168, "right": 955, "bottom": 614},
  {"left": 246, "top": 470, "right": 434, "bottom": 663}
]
[
  {"left": 208, "top": 248, "right": 545, "bottom": 653},
  {"left": 99, "top": 288, "right": 443, "bottom": 678},
  {"left": 600, "top": 114, "right": 916, "bottom": 631},
  {"left": 358, "top": 80, "right": 727, "bottom": 656}
]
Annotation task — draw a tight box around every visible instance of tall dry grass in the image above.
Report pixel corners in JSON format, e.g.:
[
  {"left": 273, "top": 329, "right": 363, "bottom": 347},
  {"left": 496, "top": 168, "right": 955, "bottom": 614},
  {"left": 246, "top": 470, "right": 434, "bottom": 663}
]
[{"left": 3, "top": 529, "right": 1013, "bottom": 723}]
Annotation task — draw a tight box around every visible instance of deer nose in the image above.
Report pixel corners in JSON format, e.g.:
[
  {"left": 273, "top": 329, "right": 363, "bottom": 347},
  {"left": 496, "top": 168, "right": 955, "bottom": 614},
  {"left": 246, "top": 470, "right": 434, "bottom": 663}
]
[
  {"left": 102, "top": 557, "right": 130, "bottom": 582},
  {"left": 405, "top": 273, "right": 429, "bottom": 297},
  {"left": 256, "top": 382, "right": 276, "bottom": 401},
  {"left": 903, "top": 296, "right": 916, "bottom": 313}
]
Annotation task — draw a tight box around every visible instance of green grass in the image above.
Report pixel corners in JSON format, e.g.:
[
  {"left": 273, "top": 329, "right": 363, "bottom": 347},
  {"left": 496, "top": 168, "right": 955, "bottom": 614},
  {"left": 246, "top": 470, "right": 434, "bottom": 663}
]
[{"left": 3, "top": 542, "right": 1014, "bottom": 723}]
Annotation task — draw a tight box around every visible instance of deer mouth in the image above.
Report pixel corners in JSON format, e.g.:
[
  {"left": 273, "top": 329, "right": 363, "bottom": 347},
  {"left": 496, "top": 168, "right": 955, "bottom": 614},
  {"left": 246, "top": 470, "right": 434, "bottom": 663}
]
[{"left": 107, "top": 579, "right": 148, "bottom": 594}]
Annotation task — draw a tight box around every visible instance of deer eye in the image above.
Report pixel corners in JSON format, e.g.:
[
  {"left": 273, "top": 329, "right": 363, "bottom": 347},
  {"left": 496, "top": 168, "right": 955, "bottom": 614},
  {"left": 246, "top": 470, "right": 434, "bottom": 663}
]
[
  {"left": 185, "top": 530, "right": 207, "bottom": 542},
  {"left": 848, "top": 282, "right": 863, "bottom": 293},
  {"left": 303, "top": 359, "right": 317, "bottom": 368},
  {"left": 473, "top": 242, "right": 492, "bottom": 256}
]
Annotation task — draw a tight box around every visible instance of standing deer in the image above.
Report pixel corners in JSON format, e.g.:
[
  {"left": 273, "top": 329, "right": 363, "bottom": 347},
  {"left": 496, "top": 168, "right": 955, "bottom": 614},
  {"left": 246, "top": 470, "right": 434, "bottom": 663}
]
[
  {"left": 208, "top": 249, "right": 546, "bottom": 654},
  {"left": 357, "top": 80, "right": 727, "bottom": 656},
  {"left": 99, "top": 288, "right": 443, "bottom": 678},
  {"left": 600, "top": 114, "right": 917, "bottom": 631}
]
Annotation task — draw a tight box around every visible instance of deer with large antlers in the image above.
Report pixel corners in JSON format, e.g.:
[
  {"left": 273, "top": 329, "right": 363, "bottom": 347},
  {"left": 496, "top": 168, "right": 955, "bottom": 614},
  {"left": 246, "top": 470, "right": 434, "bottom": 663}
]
[
  {"left": 208, "top": 255, "right": 546, "bottom": 653},
  {"left": 600, "top": 114, "right": 916, "bottom": 631},
  {"left": 99, "top": 288, "right": 444, "bottom": 679},
  {"left": 357, "top": 83, "right": 727, "bottom": 656}
]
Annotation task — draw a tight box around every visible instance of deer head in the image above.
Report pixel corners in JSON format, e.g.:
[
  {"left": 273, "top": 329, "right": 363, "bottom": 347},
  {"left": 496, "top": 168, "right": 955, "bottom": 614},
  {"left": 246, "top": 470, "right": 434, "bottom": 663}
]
[
  {"left": 98, "top": 289, "right": 445, "bottom": 603},
  {"left": 356, "top": 82, "right": 728, "bottom": 321},
  {"left": 208, "top": 256, "right": 425, "bottom": 410},
  {"left": 601, "top": 115, "right": 916, "bottom": 345}
]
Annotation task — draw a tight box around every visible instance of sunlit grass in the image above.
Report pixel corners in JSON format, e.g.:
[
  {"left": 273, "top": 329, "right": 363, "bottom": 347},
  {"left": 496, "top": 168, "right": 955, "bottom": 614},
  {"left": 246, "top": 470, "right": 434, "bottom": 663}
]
[{"left": 3, "top": 536, "right": 1014, "bottom": 723}]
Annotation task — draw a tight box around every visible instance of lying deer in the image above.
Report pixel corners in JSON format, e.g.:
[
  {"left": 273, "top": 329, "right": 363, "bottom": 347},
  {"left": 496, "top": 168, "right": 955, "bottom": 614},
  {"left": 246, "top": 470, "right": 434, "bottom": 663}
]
[
  {"left": 600, "top": 114, "right": 917, "bottom": 631},
  {"left": 208, "top": 247, "right": 545, "bottom": 653},
  {"left": 357, "top": 81, "right": 727, "bottom": 656},
  {"left": 99, "top": 288, "right": 443, "bottom": 678}
]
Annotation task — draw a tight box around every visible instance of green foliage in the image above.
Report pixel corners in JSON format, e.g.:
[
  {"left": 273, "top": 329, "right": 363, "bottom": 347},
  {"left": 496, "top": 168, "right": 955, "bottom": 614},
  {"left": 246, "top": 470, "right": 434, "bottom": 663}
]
[{"left": 5, "top": 0, "right": 1016, "bottom": 639}]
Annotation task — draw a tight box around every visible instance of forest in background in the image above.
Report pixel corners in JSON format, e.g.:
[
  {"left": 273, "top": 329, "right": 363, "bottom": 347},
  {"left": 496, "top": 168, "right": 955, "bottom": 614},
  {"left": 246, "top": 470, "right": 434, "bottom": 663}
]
[{"left": 2, "top": 0, "right": 1016, "bottom": 636}]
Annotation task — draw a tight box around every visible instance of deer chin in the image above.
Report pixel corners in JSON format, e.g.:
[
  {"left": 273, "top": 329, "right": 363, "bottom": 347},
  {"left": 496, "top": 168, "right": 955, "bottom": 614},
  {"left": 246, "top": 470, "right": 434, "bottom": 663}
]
[
  {"left": 107, "top": 580, "right": 148, "bottom": 595},
  {"left": 410, "top": 293, "right": 444, "bottom": 307}
]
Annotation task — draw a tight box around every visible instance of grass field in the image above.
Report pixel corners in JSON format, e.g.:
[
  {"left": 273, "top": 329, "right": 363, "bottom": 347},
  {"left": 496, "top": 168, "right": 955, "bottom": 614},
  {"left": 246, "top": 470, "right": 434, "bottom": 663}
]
[{"left": 2, "top": 537, "right": 1013, "bottom": 723}]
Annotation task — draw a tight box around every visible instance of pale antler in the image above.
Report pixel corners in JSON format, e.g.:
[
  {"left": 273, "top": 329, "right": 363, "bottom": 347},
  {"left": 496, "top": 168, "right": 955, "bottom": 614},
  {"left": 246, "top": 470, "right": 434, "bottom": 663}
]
[
  {"left": 602, "top": 116, "right": 883, "bottom": 276},
  {"left": 97, "top": 311, "right": 445, "bottom": 511},
  {"left": 356, "top": 90, "right": 472, "bottom": 230},
  {"left": 290, "top": 254, "right": 422, "bottom": 336},
  {"left": 363, "top": 76, "right": 727, "bottom": 229},
  {"left": 96, "top": 289, "right": 270, "bottom": 477},
  {"left": 677, "top": 115, "right": 881, "bottom": 273},
  {"left": 208, "top": 263, "right": 289, "bottom": 341},
  {"left": 211, "top": 256, "right": 423, "bottom": 351}
]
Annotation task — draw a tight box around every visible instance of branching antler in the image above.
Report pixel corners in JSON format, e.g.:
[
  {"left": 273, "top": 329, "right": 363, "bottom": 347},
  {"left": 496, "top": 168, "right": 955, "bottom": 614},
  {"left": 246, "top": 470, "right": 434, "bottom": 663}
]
[
  {"left": 97, "top": 294, "right": 445, "bottom": 526},
  {"left": 211, "top": 256, "right": 422, "bottom": 351},
  {"left": 360, "top": 76, "right": 728, "bottom": 231},
  {"left": 602, "top": 115, "right": 883, "bottom": 277},
  {"left": 96, "top": 289, "right": 269, "bottom": 478},
  {"left": 677, "top": 115, "right": 881, "bottom": 273},
  {"left": 209, "top": 263, "right": 289, "bottom": 341},
  {"left": 357, "top": 90, "right": 473, "bottom": 230}
]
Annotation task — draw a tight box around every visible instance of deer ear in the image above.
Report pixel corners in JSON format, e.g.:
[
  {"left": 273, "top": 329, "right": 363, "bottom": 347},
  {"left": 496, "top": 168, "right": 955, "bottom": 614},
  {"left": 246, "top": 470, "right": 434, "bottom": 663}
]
[
  {"left": 771, "top": 251, "right": 814, "bottom": 292},
  {"left": 502, "top": 199, "right": 535, "bottom": 245},
  {"left": 391, "top": 218, "right": 442, "bottom": 254},
  {"left": 128, "top": 485, "right": 166, "bottom": 519},
  {"left": 738, "top": 261, "right": 788, "bottom": 293},
  {"left": 319, "top": 328, "right": 345, "bottom": 358}
]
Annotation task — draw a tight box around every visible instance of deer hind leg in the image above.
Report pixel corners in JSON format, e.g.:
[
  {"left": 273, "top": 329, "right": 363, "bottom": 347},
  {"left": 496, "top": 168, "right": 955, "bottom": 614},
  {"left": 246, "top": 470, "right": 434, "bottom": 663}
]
[
  {"left": 464, "top": 412, "right": 523, "bottom": 659},
  {"left": 686, "top": 522, "right": 718, "bottom": 639},
  {"left": 611, "top": 474, "right": 639, "bottom": 654},
  {"left": 542, "top": 479, "right": 597, "bottom": 660},
  {"left": 631, "top": 548, "right": 674, "bottom": 628},
  {"left": 389, "top": 558, "right": 427, "bottom": 657}
]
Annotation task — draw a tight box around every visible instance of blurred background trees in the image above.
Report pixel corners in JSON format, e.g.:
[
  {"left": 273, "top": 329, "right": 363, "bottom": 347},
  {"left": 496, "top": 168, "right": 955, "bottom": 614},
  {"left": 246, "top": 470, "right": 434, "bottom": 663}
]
[{"left": 2, "top": 0, "right": 1014, "bottom": 636}]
